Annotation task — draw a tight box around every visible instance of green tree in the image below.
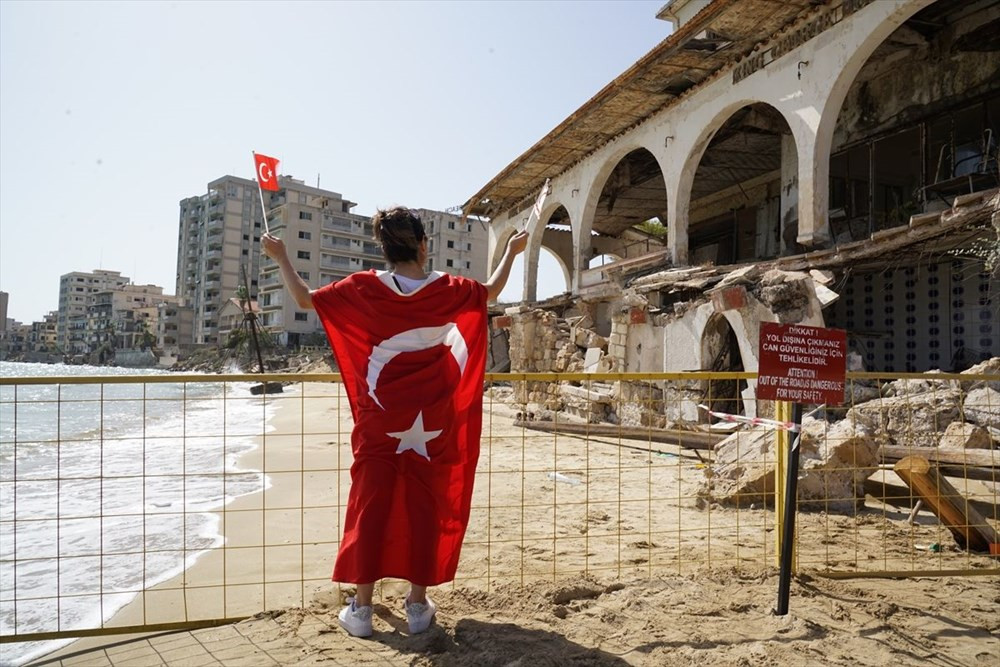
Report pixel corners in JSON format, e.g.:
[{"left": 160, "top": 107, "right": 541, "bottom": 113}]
[{"left": 635, "top": 218, "right": 667, "bottom": 238}]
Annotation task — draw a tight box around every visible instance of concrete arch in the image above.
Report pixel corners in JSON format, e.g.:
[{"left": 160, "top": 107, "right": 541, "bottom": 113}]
[
  {"left": 490, "top": 224, "right": 519, "bottom": 276},
  {"left": 539, "top": 245, "right": 572, "bottom": 295},
  {"left": 800, "top": 0, "right": 935, "bottom": 245},
  {"left": 700, "top": 312, "right": 748, "bottom": 417},
  {"left": 576, "top": 141, "right": 669, "bottom": 289},
  {"left": 523, "top": 202, "right": 572, "bottom": 301},
  {"left": 670, "top": 99, "right": 801, "bottom": 264}
]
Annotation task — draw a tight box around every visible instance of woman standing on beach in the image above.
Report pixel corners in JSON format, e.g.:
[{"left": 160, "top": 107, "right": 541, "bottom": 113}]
[{"left": 261, "top": 207, "right": 526, "bottom": 637}]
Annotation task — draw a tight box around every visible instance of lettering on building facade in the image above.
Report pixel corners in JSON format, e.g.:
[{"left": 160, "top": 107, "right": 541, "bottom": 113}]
[{"left": 732, "top": 0, "right": 875, "bottom": 85}]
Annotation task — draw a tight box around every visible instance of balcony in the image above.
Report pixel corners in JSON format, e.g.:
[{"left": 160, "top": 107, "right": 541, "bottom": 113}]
[
  {"left": 204, "top": 280, "right": 221, "bottom": 290},
  {"left": 205, "top": 249, "right": 223, "bottom": 260},
  {"left": 322, "top": 217, "right": 352, "bottom": 233}
]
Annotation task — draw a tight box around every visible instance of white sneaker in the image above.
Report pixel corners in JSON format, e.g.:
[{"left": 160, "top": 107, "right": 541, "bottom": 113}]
[
  {"left": 338, "top": 598, "right": 373, "bottom": 637},
  {"left": 405, "top": 595, "right": 437, "bottom": 634}
]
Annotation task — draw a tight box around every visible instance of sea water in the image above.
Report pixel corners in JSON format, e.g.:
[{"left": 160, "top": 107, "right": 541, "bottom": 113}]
[{"left": 0, "top": 362, "right": 275, "bottom": 666}]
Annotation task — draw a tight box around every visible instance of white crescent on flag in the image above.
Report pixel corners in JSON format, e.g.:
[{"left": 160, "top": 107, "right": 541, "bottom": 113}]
[
  {"left": 258, "top": 162, "right": 272, "bottom": 185},
  {"left": 366, "top": 324, "right": 469, "bottom": 410}
]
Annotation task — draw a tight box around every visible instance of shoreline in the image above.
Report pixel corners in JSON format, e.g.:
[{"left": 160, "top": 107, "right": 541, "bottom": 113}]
[{"left": 32, "top": 381, "right": 348, "bottom": 665}]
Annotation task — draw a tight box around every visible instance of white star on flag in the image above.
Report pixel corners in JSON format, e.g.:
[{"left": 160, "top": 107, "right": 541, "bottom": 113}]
[{"left": 387, "top": 411, "right": 442, "bottom": 461}]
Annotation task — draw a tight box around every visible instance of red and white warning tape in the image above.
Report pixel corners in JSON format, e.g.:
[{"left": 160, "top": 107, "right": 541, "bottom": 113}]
[{"left": 697, "top": 404, "right": 801, "bottom": 432}]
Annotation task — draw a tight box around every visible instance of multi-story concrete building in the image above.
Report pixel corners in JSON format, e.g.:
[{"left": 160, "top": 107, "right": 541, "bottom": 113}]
[
  {"left": 57, "top": 269, "right": 130, "bottom": 353},
  {"left": 29, "top": 312, "right": 59, "bottom": 355},
  {"left": 0, "top": 322, "right": 29, "bottom": 360},
  {"left": 258, "top": 178, "right": 384, "bottom": 347},
  {"left": 157, "top": 302, "right": 194, "bottom": 362},
  {"left": 416, "top": 209, "right": 488, "bottom": 281},
  {"left": 86, "top": 284, "right": 172, "bottom": 355},
  {"left": 0, "top": 291, "right": 8, "bottom": 332},
  {"left": 176, "top": 176, "right": 267, "bottom": 345}
]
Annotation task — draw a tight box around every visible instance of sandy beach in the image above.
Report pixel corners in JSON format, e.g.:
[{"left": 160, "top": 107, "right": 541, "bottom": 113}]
[{"left": 34, "top": 380, "right": 1000, "bottom": 665}]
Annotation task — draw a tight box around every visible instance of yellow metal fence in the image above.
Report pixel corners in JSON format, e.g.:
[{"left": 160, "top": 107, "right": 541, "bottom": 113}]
[{"left": 1, "top": 371, "right": 997, "bottom": 649}]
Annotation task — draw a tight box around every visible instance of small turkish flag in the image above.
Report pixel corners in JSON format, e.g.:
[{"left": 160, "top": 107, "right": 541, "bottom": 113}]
[
  {"left": 253, "top": 152, "right": 280, "bottom": 191},
  {"left": 312, "top": 271, "right": 488, "bottom": 586}
]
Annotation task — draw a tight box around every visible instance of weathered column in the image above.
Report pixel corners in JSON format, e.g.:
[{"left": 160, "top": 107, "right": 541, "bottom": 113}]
[
  {"left": 780, "top": 133, "right": 801, "bottom": 254},
  {"left": 795, "top": 131, "right": 832, "bottom": 249},
  {"left": 665, "top": 170, "right": 689, "bottom": 265}
]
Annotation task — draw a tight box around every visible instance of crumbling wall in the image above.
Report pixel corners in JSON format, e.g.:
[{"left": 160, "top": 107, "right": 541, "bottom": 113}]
[
  {"left": 502, "top": 265, "right": 836, "bottom": 428},
  {"left": 499, "top": 305, "right": 606, "bottom": 417},
  {"left": 832, "top": 6, "right": 1000, "bottom": 149}
]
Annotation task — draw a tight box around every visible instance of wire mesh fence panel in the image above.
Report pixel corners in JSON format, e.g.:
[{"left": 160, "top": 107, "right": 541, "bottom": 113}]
[{"left": 1, "top": 370, "right": 997, "bottom": 652}]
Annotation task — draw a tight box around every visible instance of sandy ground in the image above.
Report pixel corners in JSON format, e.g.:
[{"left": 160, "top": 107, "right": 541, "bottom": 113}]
[{"left": 35, "top": 381, "right": 1000, "bottom": 666}]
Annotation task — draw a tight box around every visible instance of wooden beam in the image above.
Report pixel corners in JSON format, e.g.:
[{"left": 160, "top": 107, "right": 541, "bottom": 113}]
[
  {"left": 893, "top": 455, "right": 999, "bottom": 552},
  {"left": 864, "top": 478, "right": 998, "bottom": 520},
  {"left": 879, "top": 445, "right": 1000, "bottom": 470},
  {"left": 514, "top": 420, "right": 722, "bottom": 451}
]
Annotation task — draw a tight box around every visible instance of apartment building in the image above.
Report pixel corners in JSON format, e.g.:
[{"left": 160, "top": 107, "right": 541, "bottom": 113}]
[
  {"left": 258, "top": 178, "right": 384, "bottom": 347},
  {"left": 157, "top": 302, "right": 194, "bottom": 361},
  {"left": 176, "top": 176, "right": 265, "bottom": 345},
  {"left": 86, "top": 284, "right": 175, "bottom": 352},
  {"left": 57, "top": 269, "right": 130, "bottom": 353},
  {"left": 0, "top": 291, "right": 8, "bottom": 332},
  {"left": 30, "top": 312, "right": 59, "bottom": 353},
  {"left": 417, "top": 209, "right": 488, "bottom": 281}
]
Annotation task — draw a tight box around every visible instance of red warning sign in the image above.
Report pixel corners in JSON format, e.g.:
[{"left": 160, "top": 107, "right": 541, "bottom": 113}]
[{"left": 757, "top": 322, "right": 847, "bottom": 405}]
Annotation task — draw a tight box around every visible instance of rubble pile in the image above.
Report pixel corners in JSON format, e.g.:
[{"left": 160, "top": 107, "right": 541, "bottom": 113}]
[
  {"left": 698, "top": 357, "right": 1000, "bottom": 511},
  {"left": 494, "top": 247, "right": 997, "bottom": 516},
  {"left": 699, "top": 417, "right": 878, "bottom": 511}
]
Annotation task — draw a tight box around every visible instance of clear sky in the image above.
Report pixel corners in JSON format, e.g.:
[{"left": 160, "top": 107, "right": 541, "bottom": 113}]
[{"left": 0, "top": 0, "right": 670, "bottom": 324}]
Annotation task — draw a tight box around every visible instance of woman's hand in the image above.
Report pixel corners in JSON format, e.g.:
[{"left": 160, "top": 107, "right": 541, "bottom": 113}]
[
  {"left": 261, "top": 233, "right": 288, "bottom": 263},
  {"left": 506, "top": 230, "right": 529, "bottom": 256}
]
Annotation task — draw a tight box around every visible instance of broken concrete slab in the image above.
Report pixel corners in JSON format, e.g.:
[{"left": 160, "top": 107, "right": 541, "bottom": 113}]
[
  {"left": 846, "top": 389, "right": 962, "bottom": 448},
  {"left": 698, "top": 417, "right": 878, "bottom": 512},
  {"left": 963, "top": 387, "right": 1000, "bottom": 430},
  {"left": 809, "top": 269, "right": 835, "bottom": 285},
  {"left": 798, "top": 418, "right": 880, "bottom": 511},
  {"left": 714, "top": 264, "right": 763, "bottom": 289},
  {"left": 583, "top": 348, "right": 603, "bottom": 373},
  {"left": 961, "top": 357, "right": 1000, "bottom": 391},
  {"left": 699, "top": 428, "right": 775, "bottom": 508},
  {"left": 812, "top": 281, "right": 840, "bottom": 308},
  {"left": 938, "top": 421, "right": 993, "bottom": 450},
  {"left": 573, "top": 327, "right": 607, "bottom": 349},
  {"left": 882, "top": 372, "right": 958, "bottom": 397},
  {"left": 751, "top": 269, "right": 815, "bottom": 324},
  {"left": 561, "top": 384, "right": 614, "bottom": 403}
]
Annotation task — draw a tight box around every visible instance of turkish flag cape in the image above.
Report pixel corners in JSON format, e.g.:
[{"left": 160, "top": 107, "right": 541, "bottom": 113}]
[{"left": 312, "top": 270, "right": 488, "bottom": 586}]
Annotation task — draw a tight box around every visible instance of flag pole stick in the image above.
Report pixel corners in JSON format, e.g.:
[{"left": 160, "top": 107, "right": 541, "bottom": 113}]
[{"left": 252, "top": 151, "right": 271, "bottom": 235}]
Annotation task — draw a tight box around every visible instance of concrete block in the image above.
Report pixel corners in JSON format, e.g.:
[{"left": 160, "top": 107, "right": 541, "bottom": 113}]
[{"left": 938, "top": 422, "right": 992, "bottom": 450}]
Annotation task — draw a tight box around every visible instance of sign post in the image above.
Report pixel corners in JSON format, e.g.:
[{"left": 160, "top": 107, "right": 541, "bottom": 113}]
[{"left": 756, "top": 322, "right": 846, "bottom": 616}]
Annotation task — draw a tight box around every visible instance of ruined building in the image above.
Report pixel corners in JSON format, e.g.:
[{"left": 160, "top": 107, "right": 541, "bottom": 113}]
[{"left": 468, "top": 0, "right": 999, "bottom": 426}]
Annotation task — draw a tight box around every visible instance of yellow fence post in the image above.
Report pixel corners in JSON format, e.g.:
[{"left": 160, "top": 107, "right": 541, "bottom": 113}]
[
  {"left": 774, "top": 400, "right": 788, "bottom": 566},
  {"left": 773, "top": 400, "right": 799, "bottom": 571}
]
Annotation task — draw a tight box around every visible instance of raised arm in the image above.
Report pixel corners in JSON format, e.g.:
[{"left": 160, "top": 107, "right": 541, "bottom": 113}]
[
  {"left": 484, "top": 231, "right": 529, "bottom": 301},
  {"left": 260, "top": 233, "right": 314, "bottom": 310}
]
